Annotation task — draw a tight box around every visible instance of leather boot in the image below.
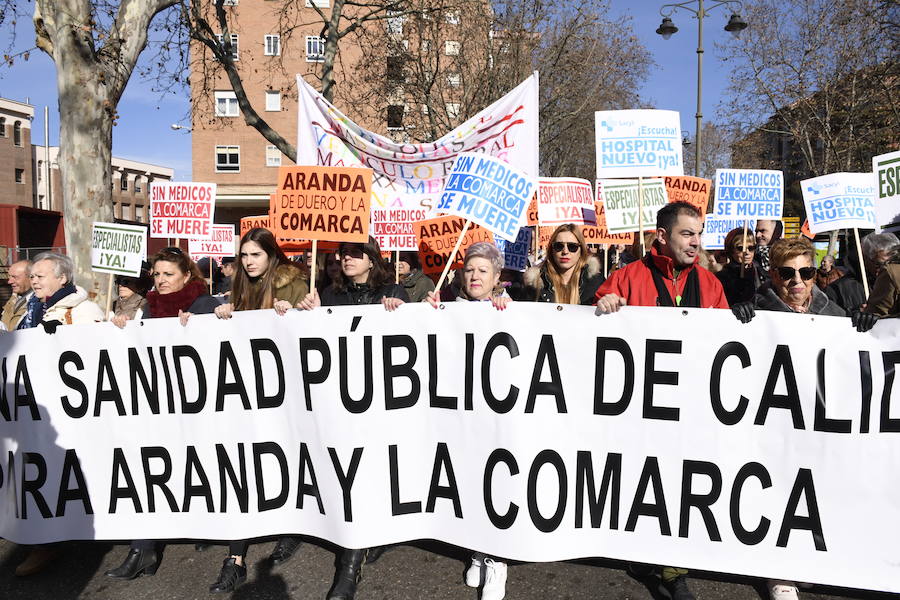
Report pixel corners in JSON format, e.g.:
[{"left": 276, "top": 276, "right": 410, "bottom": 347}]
[
  {"left": 105, "top": 548, "right": 160, "bottom": 579},
  {"left": 365, "top": 545, "right": 387, "bottom": 564},
  {"left": 327, "top": 548, "right": 367, "bottom": 600},
  {"left": 269, "top": 536, "right": 302, "bottom": 566},
  {"left": 209, "top": 557, "right": 247, "bottom": 593}
]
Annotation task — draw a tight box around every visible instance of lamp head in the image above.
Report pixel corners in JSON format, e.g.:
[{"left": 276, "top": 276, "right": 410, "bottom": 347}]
[
  {"left": 656, "top": 17, "right": 678, "bottom": 40},
  {"left": 724, "top": 14, "right": 748, "bottom": 38}
]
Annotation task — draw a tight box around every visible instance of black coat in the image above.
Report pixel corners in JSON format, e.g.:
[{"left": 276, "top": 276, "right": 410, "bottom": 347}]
[
  {"left": 523, "top": 260, "right": 605, "bottom": 305},
  {"left": 825, "top": 276, "right": 868, "bottom": 313},
  {"left": 320, "top": 281, "right": 409, "bottom": 306},
  {"left": 716, "top": 262, "right": 764, "bottom": 305}
]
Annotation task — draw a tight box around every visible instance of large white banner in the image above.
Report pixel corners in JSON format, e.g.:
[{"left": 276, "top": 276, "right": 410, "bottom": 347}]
[
  {"left": 1, "top": 305, "right": 900, "bottom": 594},
  {"left": 296, "top": 74, "right": 539, "bottom": 219}
]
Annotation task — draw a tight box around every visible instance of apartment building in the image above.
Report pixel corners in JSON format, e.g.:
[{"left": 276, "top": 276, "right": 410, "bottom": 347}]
[{"left": 0, "top": 98, "right": 35, "bottom": 207}]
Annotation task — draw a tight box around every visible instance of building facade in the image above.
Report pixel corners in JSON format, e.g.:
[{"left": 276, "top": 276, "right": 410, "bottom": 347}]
[{"left": 0, "top": 98, "right": 35, "bottom": 207}]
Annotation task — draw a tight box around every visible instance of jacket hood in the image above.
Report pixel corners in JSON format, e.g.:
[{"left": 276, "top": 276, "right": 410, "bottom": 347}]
[
  {"left": 273, "top": 263, "right": 307, "bottom": 289},
  {"left": 402, "top": 269, "right": 425, "bottom": 288}
]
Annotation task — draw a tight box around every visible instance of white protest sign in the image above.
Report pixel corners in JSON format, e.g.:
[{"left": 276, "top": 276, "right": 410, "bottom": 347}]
[
  {"left": 495, "top": 227, "right": 532, "bottom": 271},
  {"left": 90, "top": 222, "right": 147, "bottom": 277},
  {"left": 188, "top": 224, "right": 236, "bottom": 260},
  {"left": 149, "top": 181, "right": 217, "bottom": 240},
  {"left": 701, "top": 215, "right": 754, "bottom": 250},
  {"left": 714, "top": 169, "right": 783, "bottom": 220},
  {"left": 801, "top": 173, "right": 877, "bottom": 234},
  {"left": 597, "top": 179, "right": 668, "bottom": 233},
  {"left": 371, "top": 198, "right": 429, "bottom": 251},
  {"left": 537, "top": 178, "right": 597, "bottom": 226},
  {"left": 873, "top": 150, "right": 900, "bottom": 232},
  {"left": 595, "top": 109, "right": 683, "bottom": 178},
  {"left": 2, "top": 304, "right": 900, "bottom": 595},
  {"left": 435, "top": 152, "right": 536, "bottom": 241}
]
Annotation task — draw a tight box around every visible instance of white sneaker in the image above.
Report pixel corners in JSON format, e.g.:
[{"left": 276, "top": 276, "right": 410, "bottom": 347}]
[
  {"left": 465, "top": 553, "right": 484, "bottom": 588},
  {"left": 481, "top": 557, "right": 507, "bottom": 600},
  {"left": 768, "top": 580, "right": 800, "bottom": 600}
]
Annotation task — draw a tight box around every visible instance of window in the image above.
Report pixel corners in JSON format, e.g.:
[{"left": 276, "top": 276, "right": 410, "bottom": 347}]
[
  {"left": 13, "top": 121, "right": 22, "bottom": 146},
  {"left": 265, "top": 90, "right": 281, "bottom": 111},
  {"left": 446, "top": 102, "right": 460, "bottom": 120},
  {"left": 0, "top": 117, "right": 5, "bottom": 137},
  {"left": 216, "top": 145, "right": 240, "bottom": 172},
  {"left": 386, "top": 11, "right": 404, "bottom": 35},
  {"left": 421, "top": 104, "right": 429, "bottom": 115},
  {"left": 305, "top": 0, "right": 329, "bottom": 6},
  {"left": 136, "top": 205, "right": 145, "bottom": 223},
  {"left": 387, "top": 56, "right": 404, "bottom": 84},
  {"left": 445, "top": 40, "right": 460, "bottom": 56},
  {"left": 447, "top": 73, "right": 461, "bottom": 87},
  {"left": 266, "top": 145, "right": 282, "bottom": 167},
  {"left": 215, "top": 91, "right": 239, "bottom": 117},
  {"left": 222, "top": 0, "right": 238, "bottom": 5},
  {"left": 387, "top": 105, "right": 404, "bottom": 130},
  {"left": 264, "top": 34, "right": 280, "bottom": 56},
  {"left": 14, "top": 168, "right": 24, "bottom": 184},
  {"left": 421, "top": 39, "right": 431, "bottom": 53},
  {"left": 134, "top": 176, "right": 142, "bottom": 192},
  {"left": 120, "top": 174, "right": 129, "bottom": 191},
  {"left": 445, "top": 10, "right": 460, "bottom": 24},
  {"left": 37, "top": 161, "right": 42, "bottom": 181},
  {"left": 215, "top": 34, "right": 239, "bottom": 60},
  {"left": 306, "top": 36, "right": 325, "bottom": 62}
]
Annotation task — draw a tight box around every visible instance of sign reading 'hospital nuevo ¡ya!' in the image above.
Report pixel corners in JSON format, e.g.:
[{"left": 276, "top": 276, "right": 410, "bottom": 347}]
[
  {"left": 801, "top": 173, "right": 877, "bottom": 234},
  {"left": 594, "top": 109, "right": 683, "bottom": 178}
]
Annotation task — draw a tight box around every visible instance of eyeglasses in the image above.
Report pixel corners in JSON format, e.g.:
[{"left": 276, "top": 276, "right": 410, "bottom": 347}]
[
  {"left": 340, "top": 247, "right": 365, "bottom": 259},
  {"left": 776, "top": 266, "right": 816, "bottom": 281},
  {"left": 551, "top": 241, "right": 581, "bottom": 253},
  {"left": 735, "top": 245, "right": 756, "bottom": 252}
]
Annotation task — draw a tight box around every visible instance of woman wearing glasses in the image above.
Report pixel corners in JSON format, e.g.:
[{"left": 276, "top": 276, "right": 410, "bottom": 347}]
[
  {"left": 106, "top": 247, "right": 221, "bottom": 579},
  {"left": 296, "top": 236, "right": 407, "bottom": 600},
  {"left": 715, "top": 227, "right": 765, "bottom": 305},
  {"left": 523, "top": 224, "right": 603, "bottom": 305}
]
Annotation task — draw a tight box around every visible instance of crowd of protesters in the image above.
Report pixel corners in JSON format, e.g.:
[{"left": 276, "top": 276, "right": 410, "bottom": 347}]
[{"left": 2, "top": 201, "right": 898, "bottom": 600}]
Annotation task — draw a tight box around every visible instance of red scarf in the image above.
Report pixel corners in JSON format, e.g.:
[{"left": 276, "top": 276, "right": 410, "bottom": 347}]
[{"left": 145, "top": 279, "right": 207, "bottom": 318}]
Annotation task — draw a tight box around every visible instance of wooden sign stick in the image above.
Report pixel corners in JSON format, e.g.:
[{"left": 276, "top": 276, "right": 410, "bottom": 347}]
[
  {"left": 105, "top": 274, "right": 114, "bottom": 321},
  {"left": 310, "top": 240, "right": 318, "bottom": 292},
  {"left": 435, "top": 219, "right": 471, "bottom": 292},
  {"left": 638, "top": 177, "right": 645, "bottom": 256},
  {"left": 853, "top": 227, "right": 870, "bottom": 300},
  {"left": 395, "top": 250, "right": 400, "bottom": 284}
]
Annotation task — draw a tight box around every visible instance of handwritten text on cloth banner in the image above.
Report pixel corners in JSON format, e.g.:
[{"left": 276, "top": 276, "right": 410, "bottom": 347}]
[{"left": 1, "top": 305, "right": 899, "bottom": 594}]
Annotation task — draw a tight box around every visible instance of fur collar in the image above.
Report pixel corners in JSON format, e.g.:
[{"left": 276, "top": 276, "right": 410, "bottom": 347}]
[
  {"left": 272, "top": 263, "right": 306, "bottom": 289},
  {"left": 145, "top": 279, "right": 207, "bottom": 318}
]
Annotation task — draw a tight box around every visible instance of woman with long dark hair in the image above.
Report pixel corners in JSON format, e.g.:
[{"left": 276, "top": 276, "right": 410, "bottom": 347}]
[{"left": 523, "top": 224, "right": 603, "bottom": 304}]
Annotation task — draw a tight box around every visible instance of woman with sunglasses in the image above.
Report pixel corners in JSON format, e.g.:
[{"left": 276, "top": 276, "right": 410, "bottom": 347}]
[
  {"left": 296, "top": 236, "right": 406, "bottom": 600},
  {"left": 523, "top": 224, "right": 603, "bottom": 304},
  {"left": 715, "top": 227, "right": 765, "bottom": 305},
  {"left": 106, "top": 247, "right": 221, "bottom": 579},
  {"left": 208, "top": 227, "right": 309, "bottom": 591}
]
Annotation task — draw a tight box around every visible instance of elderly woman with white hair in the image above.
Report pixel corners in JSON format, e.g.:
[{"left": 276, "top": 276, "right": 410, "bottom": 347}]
[
  {"left": 425, "top": 242, "right": 511, "bottom": 310},
  {"left": 29, "top": 252, "right": 104, "bottom": 328}
]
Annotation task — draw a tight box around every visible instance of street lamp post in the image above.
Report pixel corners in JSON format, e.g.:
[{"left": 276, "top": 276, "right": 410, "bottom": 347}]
[{"left": 656, "top": 1, "right": 747, "bottom": 177}]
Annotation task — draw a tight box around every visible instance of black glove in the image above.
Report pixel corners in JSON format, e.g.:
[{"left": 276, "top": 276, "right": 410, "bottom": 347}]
[
  {"left": 731, "top": 302, "right": 755, "bottom": 324},
  {"left": 851, "top": 310, "right": 879, "bottom": 333},
  {"left": 41, "top": 320, "right": 62, "bottom": 334}
]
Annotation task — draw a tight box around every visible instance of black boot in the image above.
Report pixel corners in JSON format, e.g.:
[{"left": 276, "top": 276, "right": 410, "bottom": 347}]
[
  {"left": 327, "top": 548, "right": 367, "bottom": 600},
  {"left": 105, "top": 548, "right": 160, "bottom": 579},
  {"left": 209, "top": 557, "right": 247, "bottom": 593},
  {"left": 365, "top": 546, "right": 387, "bottom": 564},
  {"left": 269, "top": 536, "right": 302, "bottom": 566}
]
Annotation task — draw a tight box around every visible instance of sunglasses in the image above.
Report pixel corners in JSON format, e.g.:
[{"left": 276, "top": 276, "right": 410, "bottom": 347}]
[
  {"left": 736, "top": 245, "right": 756, "bottom": 252},
  {"left": 776, "top": 266, "right": 816, "bottom": 281},
  {"left": 552, "top": 242, "right": 581, "bottom": 253},
  {"left": 340, "top": 247, "right": 366, "bottom": 259}
]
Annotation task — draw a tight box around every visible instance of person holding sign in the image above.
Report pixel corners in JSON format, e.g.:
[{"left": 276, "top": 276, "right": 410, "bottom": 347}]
[
  {"left": 295, "top": 236, "right": 407, "bottom": 600},
  {"left": 715, "top": 228, "right": 764, "bottom": 305},
  {"left": 425, "top": 243, "right": 511, "bottom": 310},
  {"left": 523, "top": 224, "right": 604, "bottom": 305}
]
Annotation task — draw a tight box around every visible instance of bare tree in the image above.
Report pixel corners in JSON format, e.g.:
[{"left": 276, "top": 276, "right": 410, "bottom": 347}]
[{"left": 683, "top": 121, "right": 734, "bottom": 180}]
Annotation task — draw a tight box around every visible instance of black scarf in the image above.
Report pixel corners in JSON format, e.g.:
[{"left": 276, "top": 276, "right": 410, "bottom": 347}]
[{"left": 645, "top": 255, "right": 701, "bottom": 308}]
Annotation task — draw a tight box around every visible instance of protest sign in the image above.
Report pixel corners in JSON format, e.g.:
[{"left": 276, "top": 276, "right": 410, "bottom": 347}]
[
  {"left": 538, "top": 226, "right": 554, "bottom": 249},
  {"left": 664, "top": 175, "right": 711, "bottom": 217},
  {"left": 801, "top": 219, "right": 814, "bottom": 240},
  {"left": 271, "top": 166, "right": 372, "bottom": 243},
  {"left": 149, "top": 182, "right": 216, "bottom": 240},
  {"left": 595, "top": 109, "right": 683, "bottom": 178},
  {"left": 3, "top": 304, "right": 900, "bottom": 594},
  {"left": 415, "top": 215, "right": 494, "bottom": 275},
  {"left": 495, "top": 227, "right": 532, "bottom": 271},
  {"left": 371, "top": 198, "right": 429, "bottom": 251},
  {"left": 714, "top": 169, "right": 783, "bottom": 219},
  {"left": 526, "top": 194, "right": 539, "bottom": 226},
  {"left": 873, "top": 150, "right": 900, "bottom": 232},
  {"left": 240, "top": 215, "right": 270, "bottom": 238},
  {"left": 297, "top": 74, "right": 538, "bottom": 218},
  {"left": 435, "top": 153, "right": 536, "bottom": 241},
  {"left": 188, "top": 225, "right": 236, "bottom": 260},
  {"left": 537, "top": 178, "right": 597, "bottom": 227},
  {"left": 801, "top": 173, "right": 876, "bottom": 234},
  {"left": 582, "top": 192, "right": 636, "bottom": 245},
  {"left": 701, "top": 215, "right": 754, "bottom": 250},
  {"left": 90, "top": 222, "right": 147, "bottom": 277},
  {"left": 597, "top": 179, "right": 668, "bottom": 234}
]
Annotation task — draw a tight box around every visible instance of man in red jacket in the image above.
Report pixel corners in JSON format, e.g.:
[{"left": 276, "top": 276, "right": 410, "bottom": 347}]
[
  {"left": 595, "top": 201, "right": 729, "bottom": 312},
  {"left": 593, "top": 201, "right": 727, "bottom": 600}
]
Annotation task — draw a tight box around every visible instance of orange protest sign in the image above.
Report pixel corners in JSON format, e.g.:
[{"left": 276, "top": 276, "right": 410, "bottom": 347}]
[
  {"left": 271, "top": 166, "right": 372, "bottom": 242},
  {"left": 663, "top": 176, "right": 711, "bottom": 217},
  {"left": 415, "top": 216, "right": 494, "bottom": 275},
  {"left": 240, "top": 215, "right": 270, "bottom": 238},
  {"left": 526, "top": 194, "right": 538, "bottom": 226},
  {"left": 538, "top": 226, "right": 554, "bottom": 249},
  {"left": 801, "top": 219, "right": 814, "bottom": 240}
]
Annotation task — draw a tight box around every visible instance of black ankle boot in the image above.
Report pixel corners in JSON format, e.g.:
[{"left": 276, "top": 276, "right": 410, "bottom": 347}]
[
  {"left": 209, "top": 557, "right": 247, "bottom": 593},
  {"left": 365, "top": 546, "right": 387, "bottom": 564},
  {"left": 269, "top": 536, "right": 302, "bottom": 566},
  {"left": 105, "top": 548, "right": 160, "bottom": 579},
  {"left": 327, "top": 548, "right": 367, "bottom": 600}
]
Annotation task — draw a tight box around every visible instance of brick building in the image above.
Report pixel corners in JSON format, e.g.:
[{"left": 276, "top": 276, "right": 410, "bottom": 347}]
[{"left": 0, "top": 98, "right": 35, "bottom": 207}]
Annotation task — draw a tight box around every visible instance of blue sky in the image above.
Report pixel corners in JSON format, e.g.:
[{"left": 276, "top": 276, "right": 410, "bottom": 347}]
[{"left": 0, "top": 0, "right": 743, "bottom": 181}]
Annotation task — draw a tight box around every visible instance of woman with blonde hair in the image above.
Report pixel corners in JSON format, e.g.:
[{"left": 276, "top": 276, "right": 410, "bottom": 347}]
[{"left": 523, "top": 224, "right": 604, "bottom": 305}]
